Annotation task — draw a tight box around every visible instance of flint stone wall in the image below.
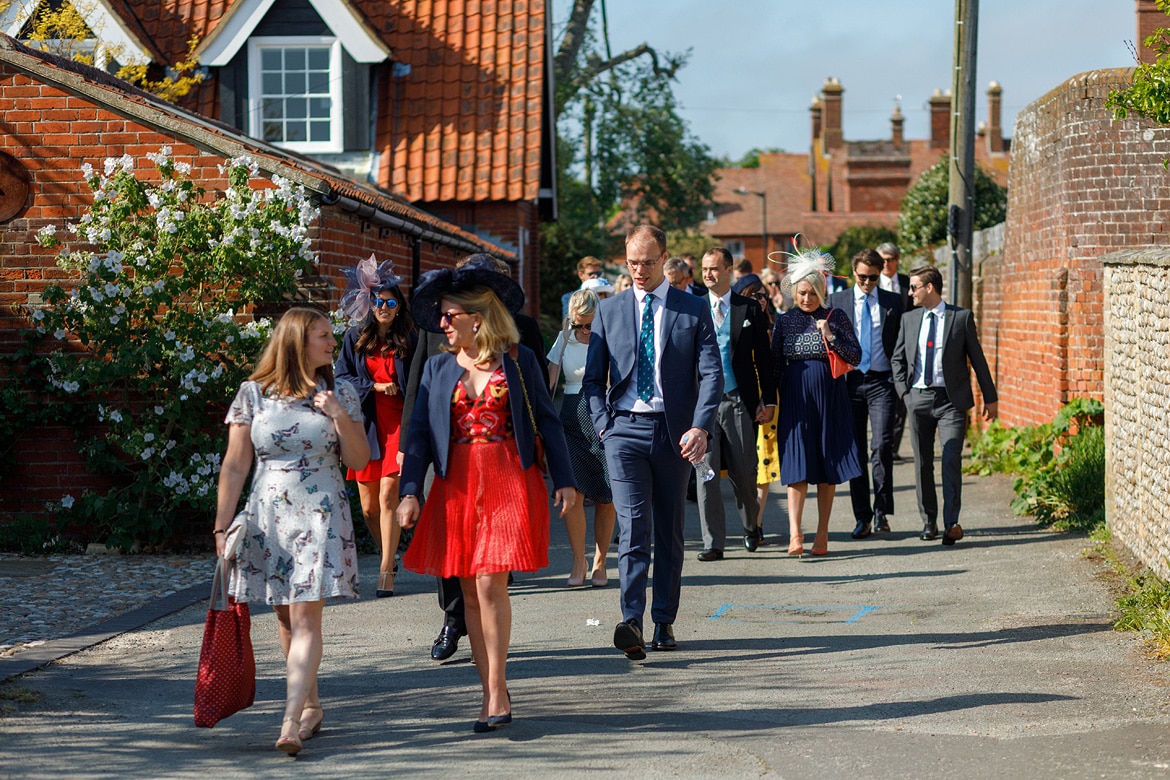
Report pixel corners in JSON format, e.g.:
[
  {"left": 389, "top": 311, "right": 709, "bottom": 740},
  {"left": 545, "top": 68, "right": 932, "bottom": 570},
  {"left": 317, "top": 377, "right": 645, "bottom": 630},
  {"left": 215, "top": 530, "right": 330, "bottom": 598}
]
[{"left": 1102, "top": 248, "right": 1170, "bottom": 579}]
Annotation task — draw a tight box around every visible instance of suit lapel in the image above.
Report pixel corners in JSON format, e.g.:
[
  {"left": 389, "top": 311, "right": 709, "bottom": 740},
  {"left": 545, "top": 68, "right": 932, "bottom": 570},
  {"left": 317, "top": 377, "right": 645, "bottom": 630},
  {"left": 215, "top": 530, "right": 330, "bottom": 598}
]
[
  {"left": 730, "top": 298, "right": 744, "bottom": 345},
  {"left": 941, "top": 304, "right": 958, "bottom": 357},
  {"left": 661, "top": 287, "right": 681, "bottom": 346}
]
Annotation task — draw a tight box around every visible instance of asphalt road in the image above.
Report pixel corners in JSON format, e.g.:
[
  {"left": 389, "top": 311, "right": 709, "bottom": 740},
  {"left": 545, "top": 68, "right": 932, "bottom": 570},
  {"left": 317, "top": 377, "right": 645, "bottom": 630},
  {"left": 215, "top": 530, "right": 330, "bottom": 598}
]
[{"left": 1, "top": 461, "right": 1168, "bottom": 779}]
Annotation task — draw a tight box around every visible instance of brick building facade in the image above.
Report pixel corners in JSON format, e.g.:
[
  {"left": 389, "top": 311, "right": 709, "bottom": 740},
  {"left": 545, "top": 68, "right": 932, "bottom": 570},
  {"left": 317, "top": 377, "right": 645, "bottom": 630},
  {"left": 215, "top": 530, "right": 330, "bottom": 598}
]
[{"left": 974, "top": 67, "right": 1170, "bottom": 427}]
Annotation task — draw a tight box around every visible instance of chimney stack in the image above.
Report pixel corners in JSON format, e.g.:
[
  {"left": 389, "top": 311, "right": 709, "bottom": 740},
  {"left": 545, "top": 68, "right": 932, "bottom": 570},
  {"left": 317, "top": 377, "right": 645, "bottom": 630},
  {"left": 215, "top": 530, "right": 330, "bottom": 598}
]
[
  {"left": 809, "top": 95, "right": 823, "bottom": 149},
  {"left": 890, "top": 103, "right": 904, "bottom": 148},
  {"left": 929, "top": 89, "right": 951, "bottom": 150},
  {"left": 1138, "top": 0, "right": 1165, "bottom": 65},
  {"left": 986, "top": 81, "right": 1004, "bottom": 153},
  {"left": 820, "top": 77, "right": 844, "bottom": 153}
]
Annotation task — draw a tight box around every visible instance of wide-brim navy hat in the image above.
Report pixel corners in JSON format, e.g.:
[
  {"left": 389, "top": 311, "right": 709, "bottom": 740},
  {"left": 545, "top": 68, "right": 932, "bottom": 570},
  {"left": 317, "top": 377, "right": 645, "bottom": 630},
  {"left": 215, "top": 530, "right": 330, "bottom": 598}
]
[
  {"left": 731, "top": 273, "right": 763, "bottom": 295},
  {"left": 411, "top": 254, "right": 526, "bottom": 332}
]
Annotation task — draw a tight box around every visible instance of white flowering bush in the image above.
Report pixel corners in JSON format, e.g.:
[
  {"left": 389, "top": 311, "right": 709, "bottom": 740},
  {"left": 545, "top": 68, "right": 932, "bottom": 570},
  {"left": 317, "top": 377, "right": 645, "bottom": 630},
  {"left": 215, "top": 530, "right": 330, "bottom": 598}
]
[{"left": 28, "top": 148, "right": 318, "bottom": 547}]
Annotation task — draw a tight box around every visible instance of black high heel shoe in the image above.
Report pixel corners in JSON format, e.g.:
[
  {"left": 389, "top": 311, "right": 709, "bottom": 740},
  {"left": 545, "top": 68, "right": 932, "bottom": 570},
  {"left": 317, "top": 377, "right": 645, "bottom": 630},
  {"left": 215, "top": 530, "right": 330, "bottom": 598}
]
[{"left": 376, "top": 570, "right": 394, "bottom": 598}]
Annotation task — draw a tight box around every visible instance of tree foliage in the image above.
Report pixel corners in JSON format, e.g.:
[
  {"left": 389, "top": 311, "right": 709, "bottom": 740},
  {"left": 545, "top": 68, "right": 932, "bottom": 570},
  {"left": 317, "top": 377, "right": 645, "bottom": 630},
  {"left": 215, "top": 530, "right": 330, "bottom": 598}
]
[
  {"left": 27, "top": 149, "right": 319, "bottom": 547},
  {"left": 540, "top": 0, "right": 717, "bottom": 321},
  {"left": 897, "top": 156, "right": 1007, "bottom": 257},
  {"left": 1107, "top": 0, "right": 1170, "bottom": 126},
  {"left": 732, "top": 147, "right": 785, "bottom": 169},
  {"left": 828, "top": 225, "right": 899, "bottom": 277},
  {"left": 5, "top": 0, "right": 206, "bottom": 101}
]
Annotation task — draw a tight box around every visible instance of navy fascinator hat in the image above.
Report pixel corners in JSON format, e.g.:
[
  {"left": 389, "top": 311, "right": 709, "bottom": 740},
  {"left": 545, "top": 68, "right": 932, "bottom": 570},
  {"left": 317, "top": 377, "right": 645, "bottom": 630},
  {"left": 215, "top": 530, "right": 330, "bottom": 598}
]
[{"left": 411, "top": 254, "right": 525, "bottom": 332}]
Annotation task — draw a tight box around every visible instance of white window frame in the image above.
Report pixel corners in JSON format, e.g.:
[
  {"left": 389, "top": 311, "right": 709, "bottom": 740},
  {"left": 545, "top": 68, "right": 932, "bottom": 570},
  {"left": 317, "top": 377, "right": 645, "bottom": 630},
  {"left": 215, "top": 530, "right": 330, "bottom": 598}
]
[
  {"left": 247, "top": 36, "right": 343, "bottom": 154},
  {"left": 725, "top": 239, "right": 745, "bottom": 259}
]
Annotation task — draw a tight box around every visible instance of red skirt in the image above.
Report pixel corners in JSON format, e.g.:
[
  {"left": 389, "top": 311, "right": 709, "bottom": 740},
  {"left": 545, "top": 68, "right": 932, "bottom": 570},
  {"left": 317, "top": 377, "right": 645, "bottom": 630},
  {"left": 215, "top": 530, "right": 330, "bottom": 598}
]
[
  {"left": 403, "top": 439, "right": 550, "bottom": 578},
  {"left": 349, "top": 392, "right": 404, "bottom": 482}
]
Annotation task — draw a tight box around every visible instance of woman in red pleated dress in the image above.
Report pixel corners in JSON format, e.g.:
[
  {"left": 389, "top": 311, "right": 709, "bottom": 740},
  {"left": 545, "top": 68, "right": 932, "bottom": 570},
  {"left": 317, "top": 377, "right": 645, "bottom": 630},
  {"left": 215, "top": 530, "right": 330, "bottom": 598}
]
[
  {"left": 397, "top": 258, "right": 576, "bottom": 733},
  {"left": 335, "top": 256, "right": 416, "bottom": 597}
]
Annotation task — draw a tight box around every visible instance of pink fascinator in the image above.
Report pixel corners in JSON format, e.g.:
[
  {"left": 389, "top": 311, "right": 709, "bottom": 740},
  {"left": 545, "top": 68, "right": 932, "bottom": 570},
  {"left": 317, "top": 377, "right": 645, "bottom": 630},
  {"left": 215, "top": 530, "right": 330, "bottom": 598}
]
[{"left": 339, "top": 254, "right": 405, "bottom": 323}]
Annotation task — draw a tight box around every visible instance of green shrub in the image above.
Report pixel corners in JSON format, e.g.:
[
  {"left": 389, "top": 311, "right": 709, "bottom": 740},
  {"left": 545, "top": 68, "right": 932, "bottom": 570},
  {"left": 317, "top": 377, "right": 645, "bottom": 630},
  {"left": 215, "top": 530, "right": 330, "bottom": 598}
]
[{"left": 0, "top": 516, "right": 78, "bottom": 555}]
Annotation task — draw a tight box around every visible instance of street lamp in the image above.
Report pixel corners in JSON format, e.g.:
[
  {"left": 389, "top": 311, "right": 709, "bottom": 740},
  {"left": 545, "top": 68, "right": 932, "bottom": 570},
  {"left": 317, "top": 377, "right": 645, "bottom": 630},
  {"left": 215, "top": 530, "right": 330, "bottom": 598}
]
[{"left": 734, "top": 186, "right": 767, "bottom": 268}]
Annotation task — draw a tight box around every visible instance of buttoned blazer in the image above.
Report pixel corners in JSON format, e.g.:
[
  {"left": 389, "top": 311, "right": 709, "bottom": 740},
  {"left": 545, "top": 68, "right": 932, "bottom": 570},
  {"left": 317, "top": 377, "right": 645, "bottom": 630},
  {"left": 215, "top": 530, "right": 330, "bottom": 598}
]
[
  {"left": 398, "top": 345, "right": 574, "bottom": 497},
  {"left": 891, "top": 304, "right": 998, "bottom": 412},
  {"left": 723, "top": 291, "right": 778, "bottom": 412},
  {"left": 582, "top": 286, "right": 723, "bottom": 454},
  {"left": 334, "top": 326, "right": 416, "bottom": 462},
  {"left": 827, "top": 287, "right": 904, "bottom": 365}
]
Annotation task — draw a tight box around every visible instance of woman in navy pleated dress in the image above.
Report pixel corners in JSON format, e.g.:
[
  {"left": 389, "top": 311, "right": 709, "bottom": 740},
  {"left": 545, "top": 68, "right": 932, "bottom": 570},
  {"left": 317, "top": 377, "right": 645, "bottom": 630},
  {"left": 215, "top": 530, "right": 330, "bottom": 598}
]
[{"left": 771, "top": 250, "right": 863, "bottom": 557}]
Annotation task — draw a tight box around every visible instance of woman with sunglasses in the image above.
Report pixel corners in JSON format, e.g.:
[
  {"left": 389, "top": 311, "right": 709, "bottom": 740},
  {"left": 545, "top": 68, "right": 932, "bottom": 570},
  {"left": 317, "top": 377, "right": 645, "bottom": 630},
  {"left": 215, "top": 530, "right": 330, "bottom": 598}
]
[
  {"left": 397, "top": 257, "right": 575, "bottom": 733},
  {"left": 335, "top": 257, "right": 417, "bottom": 597},
  {"left": 547, "top": 289, "right": 616, "bottom": 588}
]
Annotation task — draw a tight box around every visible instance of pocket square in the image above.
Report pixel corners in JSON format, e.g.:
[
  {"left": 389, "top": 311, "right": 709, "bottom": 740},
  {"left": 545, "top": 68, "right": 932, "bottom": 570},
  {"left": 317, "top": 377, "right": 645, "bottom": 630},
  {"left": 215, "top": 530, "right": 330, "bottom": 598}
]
[{"left": 742, "top": 319, "right": 751, "bottom": 327}]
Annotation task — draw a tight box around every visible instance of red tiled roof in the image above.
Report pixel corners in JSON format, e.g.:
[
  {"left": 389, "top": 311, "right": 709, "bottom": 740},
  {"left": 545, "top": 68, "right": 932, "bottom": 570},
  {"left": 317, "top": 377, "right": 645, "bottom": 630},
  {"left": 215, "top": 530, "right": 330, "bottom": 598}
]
[
  {"left": 110, "top": 0, "right": 546, "bottom": 204},
  {"left": 705, "top": 153, "right": 812, "bottom": 238}
]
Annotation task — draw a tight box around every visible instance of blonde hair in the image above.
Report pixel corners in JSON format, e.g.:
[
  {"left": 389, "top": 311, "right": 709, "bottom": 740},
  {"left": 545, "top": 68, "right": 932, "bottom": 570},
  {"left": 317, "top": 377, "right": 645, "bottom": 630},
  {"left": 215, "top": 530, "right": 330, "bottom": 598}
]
[
  {"left": 438, "top": 286, "right": 520, "bottom": 365},
  {"left": 250, "top": 307, "right": 335, "bottom": 398},
  {"left": 562, "top": 289, "right": 599, "bottom": 346}
]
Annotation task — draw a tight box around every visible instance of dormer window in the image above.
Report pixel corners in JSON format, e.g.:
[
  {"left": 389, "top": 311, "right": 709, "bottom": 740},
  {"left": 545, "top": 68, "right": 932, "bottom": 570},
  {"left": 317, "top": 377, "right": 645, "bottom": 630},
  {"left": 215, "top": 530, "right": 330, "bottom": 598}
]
[{"left": 247, "top": 36, "right": 342, "bottom": 153}]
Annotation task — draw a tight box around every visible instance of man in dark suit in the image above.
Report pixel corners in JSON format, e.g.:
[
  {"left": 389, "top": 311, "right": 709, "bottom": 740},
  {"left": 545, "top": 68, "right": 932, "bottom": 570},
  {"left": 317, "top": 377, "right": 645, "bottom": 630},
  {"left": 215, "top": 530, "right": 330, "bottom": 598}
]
[
  {"left": 694, "top": 247, "right": 776, "bottom": 560},
  {"left": 877, "top": 241, "right": 912, "bottom": 459},
  {"left": 400, "top": 254, "right": 548, "bottom": 662},
  {"left": 829, "top": 249, "right": 904, "bottom": 539},
  {"left": 891, "top": 265, "right": 998, "bottom": 546},
  {"left": 583, "top": 225, "right": 722, "bottom": 659}
]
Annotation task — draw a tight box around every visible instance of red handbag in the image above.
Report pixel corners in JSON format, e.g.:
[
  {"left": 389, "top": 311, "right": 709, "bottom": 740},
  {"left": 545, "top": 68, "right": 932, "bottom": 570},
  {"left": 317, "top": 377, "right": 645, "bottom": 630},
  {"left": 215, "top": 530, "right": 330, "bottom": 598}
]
[
  {"left": 194, "top": 556, "right": 255, "bottom": 728},
  {"left": 822, "top": 328, "right": 854, "bottom": 379}
]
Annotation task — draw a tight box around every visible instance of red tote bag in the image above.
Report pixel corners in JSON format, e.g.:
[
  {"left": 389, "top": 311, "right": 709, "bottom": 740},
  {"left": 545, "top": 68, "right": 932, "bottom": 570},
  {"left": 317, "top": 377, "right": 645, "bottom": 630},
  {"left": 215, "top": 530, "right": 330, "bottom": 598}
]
[
  {"left": 821, "top": 327, "right": 854, "bottom": 379},
  {"left": 194, "top": 556, "right": 255, "bottom": 728}
]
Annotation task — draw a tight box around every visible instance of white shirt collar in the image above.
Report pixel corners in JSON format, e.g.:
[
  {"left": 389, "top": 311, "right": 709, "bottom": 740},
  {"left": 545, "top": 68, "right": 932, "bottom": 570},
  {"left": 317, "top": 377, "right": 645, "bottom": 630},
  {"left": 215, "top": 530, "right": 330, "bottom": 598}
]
[
  {"left": 634, "top": 277, "right": 672, "bottom": 304},
  {"left": 853, "top": 285, "right": 871, "bottom": 301},
  {"left": 707, "top": 289, "right": 732, "bottom": 308}
]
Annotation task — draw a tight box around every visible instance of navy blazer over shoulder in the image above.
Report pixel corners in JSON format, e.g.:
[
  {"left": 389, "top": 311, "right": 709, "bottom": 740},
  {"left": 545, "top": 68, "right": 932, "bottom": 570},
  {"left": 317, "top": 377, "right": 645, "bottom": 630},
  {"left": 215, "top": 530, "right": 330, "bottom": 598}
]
[
  {"left": 399, "top": 345, "right": 574, "bottom": 498},
  {"left": 334, "top": 326, "right": 416, "bottom": 462}
]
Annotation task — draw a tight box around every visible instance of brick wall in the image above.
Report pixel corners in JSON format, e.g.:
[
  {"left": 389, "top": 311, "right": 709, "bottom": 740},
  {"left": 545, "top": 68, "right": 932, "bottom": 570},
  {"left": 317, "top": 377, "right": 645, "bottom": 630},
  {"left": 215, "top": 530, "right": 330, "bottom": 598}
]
[
  {"left": 0, "top": 66, "right": 474, "bottom": 522},
  {"left": 976, "top": 67, "right": 1170, "bottom": 427}
]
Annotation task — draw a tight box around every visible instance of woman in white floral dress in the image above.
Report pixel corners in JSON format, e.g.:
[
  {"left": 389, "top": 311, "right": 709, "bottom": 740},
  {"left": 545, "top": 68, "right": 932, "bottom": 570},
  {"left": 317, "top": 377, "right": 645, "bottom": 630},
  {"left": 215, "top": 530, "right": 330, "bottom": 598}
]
[{"left": 213, "top": 307, "right": 370, "bottom": 756}]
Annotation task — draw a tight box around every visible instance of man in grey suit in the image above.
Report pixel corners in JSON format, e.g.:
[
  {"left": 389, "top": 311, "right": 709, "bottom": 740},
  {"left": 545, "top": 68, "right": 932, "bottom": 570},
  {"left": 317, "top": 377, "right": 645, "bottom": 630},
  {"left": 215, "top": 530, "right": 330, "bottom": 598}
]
[
  {"left": 695, "top": 247, "right": 776, "bottom": 560},
  {"left": 583, "top": 225, "right": 723, "bottom": 659},
  {"left": 828, "top": 249, "right": 903, "bottom": 539},
  {"left": 891, "top": 266, "right": 998, "bottom": 546}
]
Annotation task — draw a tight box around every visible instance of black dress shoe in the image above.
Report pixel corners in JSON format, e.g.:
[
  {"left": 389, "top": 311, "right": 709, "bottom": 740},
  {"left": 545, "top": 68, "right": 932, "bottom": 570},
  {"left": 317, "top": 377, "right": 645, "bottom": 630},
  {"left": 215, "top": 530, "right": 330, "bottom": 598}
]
[
  {"left": 650, "top": 623, "right": 676, "bottom": 651},
  {"left": 851, "top": 520, "right": 871, "bottom": 539},
  {"left": 873, "top": 514, "right": 891, "bottom": 534},
  {"left": 431, "top": 625, "right": 464, "bottom": 661},
  {"left": 942, "top": 524, "right": 963, "bottom": 546},
  {"left": 696, "top": 548, "right": 724, "bottom": 562},
  {"left": 613, "top": 619, "right": 646, "bottom": 660},
  {"left": 920, "top": 521, "right": 938, "bottom": 541},
  {"left": 744, "top": 528, "right": 762, "bottom": 552}
]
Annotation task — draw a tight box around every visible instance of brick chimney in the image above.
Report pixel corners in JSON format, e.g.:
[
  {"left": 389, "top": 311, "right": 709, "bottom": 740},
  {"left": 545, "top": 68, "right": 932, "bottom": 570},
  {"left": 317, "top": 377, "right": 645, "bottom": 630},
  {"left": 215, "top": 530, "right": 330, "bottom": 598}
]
[
  {"left": 890, "top": 103, "right": 904, "bottom": 148},
  {"left": 809, "top": 95, "right": 823, "bottom": 148},
  {"left": 1137, "top": 0, "right": 1166, "bottom": 65},
  {"left": 929, "top": 89, "right": 951, "bottom": 150},
  {"left": 986, "top": 81, "right": 1005, "bottom": 153},
  {"left": 820, "top": 77, "right": 844, "bottom": 153}
]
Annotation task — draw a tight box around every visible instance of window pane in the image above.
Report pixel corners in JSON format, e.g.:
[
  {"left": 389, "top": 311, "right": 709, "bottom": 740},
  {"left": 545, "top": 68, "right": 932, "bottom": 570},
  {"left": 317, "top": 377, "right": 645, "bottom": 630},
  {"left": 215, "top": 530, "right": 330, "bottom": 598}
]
[
  {"left": 262, "top": 73, "right": 282, "bottom": 95},
  {"left": 261, "top": 49, "right": 282, "bottom": 71},
  {"left": 309, "top": 97, "right": 331, "bottom": 118},
  {"left": 262, "top": 122, "right": 283, "bottom": 142},
  {"left": 285, "top": 98, "right": 307, "bottom": 119},
  {"left": 310, "top": 121, "right": 330, "bottom": 142},
  {"left": 308, "top": 48, "right": 329, "bottom": 70},
  {"left": 284, "top": 48, "right": 305, "bottom": 70},
  {"left": 308, "top": 71, "right": 329, "bottom": 94},
  {"left": 285, "top": 121, "right": 307, "bottom": 142},
  {"left": 262, "top": 99, "right": 283, "bottom": 120},
  {"left": 284, "top": 72, "right": 306, "bottom": 95}
]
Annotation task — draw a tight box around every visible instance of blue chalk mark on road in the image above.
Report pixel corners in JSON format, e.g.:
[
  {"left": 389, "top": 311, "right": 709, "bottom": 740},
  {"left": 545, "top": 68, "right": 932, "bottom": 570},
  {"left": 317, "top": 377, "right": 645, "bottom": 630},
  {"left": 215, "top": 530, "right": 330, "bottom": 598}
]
[{"left": 710, "top": 604, "right": 880, "bottom": 624}]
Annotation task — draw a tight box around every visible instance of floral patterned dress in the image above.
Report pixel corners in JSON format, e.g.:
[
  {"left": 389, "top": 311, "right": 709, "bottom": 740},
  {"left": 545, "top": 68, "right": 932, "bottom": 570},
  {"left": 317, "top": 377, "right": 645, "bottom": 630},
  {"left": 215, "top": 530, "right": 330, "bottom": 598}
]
[{"left": 225, "top": 379, "right": 364, "bottom": 605}]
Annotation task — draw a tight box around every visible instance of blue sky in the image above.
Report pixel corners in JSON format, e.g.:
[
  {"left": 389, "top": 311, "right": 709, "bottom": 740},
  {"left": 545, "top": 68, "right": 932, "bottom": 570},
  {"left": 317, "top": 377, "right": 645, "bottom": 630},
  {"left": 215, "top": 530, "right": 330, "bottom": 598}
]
[{"left": 553, "top": 0, "right": 1136, "bottom": 160}]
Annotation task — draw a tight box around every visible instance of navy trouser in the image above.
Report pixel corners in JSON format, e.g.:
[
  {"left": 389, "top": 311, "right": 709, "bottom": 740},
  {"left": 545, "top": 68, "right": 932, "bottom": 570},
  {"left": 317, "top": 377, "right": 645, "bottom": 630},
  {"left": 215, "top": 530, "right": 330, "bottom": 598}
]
[
  {"left": 846, "top": 370, "right": 897, "bottom": 523},
  {"left": 603, "top": 411, "right": 689, "bottom": 631}
]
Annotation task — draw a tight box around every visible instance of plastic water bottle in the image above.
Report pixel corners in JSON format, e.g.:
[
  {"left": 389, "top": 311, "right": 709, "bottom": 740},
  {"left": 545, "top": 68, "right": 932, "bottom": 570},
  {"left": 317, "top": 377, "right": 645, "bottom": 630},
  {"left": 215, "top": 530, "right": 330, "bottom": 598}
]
[{"left": 683, "top": 434, "right": 716, "bottom": 482}]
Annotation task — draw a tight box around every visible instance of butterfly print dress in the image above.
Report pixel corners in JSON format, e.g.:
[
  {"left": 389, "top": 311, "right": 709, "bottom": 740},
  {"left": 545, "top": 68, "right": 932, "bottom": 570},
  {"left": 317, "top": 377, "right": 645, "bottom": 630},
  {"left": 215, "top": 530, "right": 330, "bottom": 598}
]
[{"left": 224, "top": 379, "right": 364, "bottom": 604}]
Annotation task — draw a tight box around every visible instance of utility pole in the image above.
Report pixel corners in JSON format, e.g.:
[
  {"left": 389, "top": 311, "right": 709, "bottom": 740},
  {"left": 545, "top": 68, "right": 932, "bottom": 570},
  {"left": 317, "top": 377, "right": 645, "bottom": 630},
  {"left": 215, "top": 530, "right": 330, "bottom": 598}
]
[{"left": 948, "top": 0, "right": 978, "bottom": 309}]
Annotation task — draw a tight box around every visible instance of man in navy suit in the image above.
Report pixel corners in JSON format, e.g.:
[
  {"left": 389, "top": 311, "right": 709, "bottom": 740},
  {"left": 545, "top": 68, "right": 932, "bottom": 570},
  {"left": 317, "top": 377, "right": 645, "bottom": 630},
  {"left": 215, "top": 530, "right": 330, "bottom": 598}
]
[
  {"left": 828, "top": 249, "right": 904, "bottom": 539},
  {"left": 583, "top": 225, "right": 723, "bottom": 659},
  {"left": 892, "top": 265, "right": 998, "bottom": 546}
]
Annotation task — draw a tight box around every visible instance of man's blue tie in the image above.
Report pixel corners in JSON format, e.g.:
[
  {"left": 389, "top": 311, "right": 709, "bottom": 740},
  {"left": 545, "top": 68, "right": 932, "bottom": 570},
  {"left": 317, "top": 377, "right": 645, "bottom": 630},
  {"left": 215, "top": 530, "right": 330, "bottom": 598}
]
[
  {"left": 858, "top": 293, "right": 872, "bottom": 373},
  {"left": 923, "top": 311, "right": 937, "bottom": 386},
  {"left": 637, "top": 293, "right": 656, "bottom": 402}
]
